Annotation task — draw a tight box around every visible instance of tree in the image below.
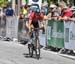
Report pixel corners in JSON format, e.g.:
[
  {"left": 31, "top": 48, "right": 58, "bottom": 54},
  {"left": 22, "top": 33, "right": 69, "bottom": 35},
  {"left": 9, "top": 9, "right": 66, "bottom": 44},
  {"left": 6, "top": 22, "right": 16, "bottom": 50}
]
[
  {"left": 0, "top": 0, "right": 11, "bottom": 7},
  {"left": 47, "top": 0, "right": 71, "bottom": 6},
  {"left": 0, "top": 0, "right": 4, "bottom": 7}
]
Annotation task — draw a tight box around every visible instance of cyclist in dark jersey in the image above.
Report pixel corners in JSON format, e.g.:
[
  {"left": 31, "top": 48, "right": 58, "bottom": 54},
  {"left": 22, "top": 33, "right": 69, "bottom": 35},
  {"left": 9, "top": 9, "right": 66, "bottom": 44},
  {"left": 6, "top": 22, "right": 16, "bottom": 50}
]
[
  {"left": 29, "top": 8, "right": 44, "bottom": 32},
  {"left": 28, "top": 8, "right": 44, "bottom": 58}
]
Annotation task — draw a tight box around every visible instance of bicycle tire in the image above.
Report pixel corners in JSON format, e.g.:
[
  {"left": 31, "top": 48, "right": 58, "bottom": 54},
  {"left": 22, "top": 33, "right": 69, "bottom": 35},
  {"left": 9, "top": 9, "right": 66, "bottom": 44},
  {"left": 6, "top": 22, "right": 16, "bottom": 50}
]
[
  {"left": 35, "top": 38, "right": 40, "bottom": 59},
  {"left": 36, "top": 48, "right": 40, "bottom": 59}
]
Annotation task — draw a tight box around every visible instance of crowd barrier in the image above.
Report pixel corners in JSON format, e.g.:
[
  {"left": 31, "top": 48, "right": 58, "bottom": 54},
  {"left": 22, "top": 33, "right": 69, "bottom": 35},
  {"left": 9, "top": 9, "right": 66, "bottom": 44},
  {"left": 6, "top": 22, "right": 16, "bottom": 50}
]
[
  {"left": 46, "top": 20, "right": 64, "bottom": 48},
  {"left": 6, "top": 16, "right": 18, "bottom": 39},
  {"left": 0, "top": 16, "right": 31, "bottom": 42},
  {"left": 0, "top": 16, "right": 6, "bottom": 37},
  {"left": 0, "top": 16, "right": 18, "bottom": 41},
  {"left": 18, "top": 19, "right": 28, "bottom": 42},
  {"left": 1, "top": 16, "right": 75, "bottom": 51},
  {"left": 64, "top": 21, "right": 75, "bottom": 50},
  {"left": 46, "top": 20, "right": 75, "bottom": 50}
]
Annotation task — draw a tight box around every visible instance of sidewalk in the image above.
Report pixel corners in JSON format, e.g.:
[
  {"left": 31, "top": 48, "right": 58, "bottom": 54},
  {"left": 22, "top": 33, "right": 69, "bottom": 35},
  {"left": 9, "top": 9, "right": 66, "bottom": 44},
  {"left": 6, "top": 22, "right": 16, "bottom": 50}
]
[{"left": 42, "top": 47, "right": 75, "bottom": 60}]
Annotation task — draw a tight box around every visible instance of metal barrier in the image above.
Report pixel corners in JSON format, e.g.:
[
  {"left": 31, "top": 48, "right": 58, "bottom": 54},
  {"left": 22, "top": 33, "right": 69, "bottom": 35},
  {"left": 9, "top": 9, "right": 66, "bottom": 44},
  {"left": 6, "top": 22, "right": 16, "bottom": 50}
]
[
  {"left": 64, "top": 21, "right": 75, "bottom": 50},
  {"left": 46, "top": 19, "right": 75, "bottom": 53},
  {"left": 6, "top": 16, "right": 18, "bottom": 40},
  {"left": 46, "top": 20, "right": 64, "bottom": 48},
  {"left": 0, "top": 16, "right": 6, "bottom": 38},
  {"left": 18, "top": 18, "right": 29, "bottom": 42},
  {"left": 0, "top": 16, "right": 19, "bottom": 41},
  {"left": 1, "top": 15, "right": 75, "bottom": 51}
]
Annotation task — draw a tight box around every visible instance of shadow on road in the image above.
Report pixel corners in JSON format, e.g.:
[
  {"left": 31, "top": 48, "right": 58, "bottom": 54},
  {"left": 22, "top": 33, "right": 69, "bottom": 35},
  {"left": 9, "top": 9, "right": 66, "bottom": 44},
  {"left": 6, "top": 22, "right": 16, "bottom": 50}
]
[{"left": 23, "top": 53, "right": 42, "bottom": 60}]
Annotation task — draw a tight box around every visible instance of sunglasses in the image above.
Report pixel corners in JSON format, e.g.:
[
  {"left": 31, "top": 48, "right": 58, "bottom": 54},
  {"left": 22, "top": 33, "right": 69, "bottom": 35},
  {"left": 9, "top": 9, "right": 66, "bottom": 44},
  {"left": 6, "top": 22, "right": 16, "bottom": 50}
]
[{"left": 50, "top": 8, "right": 54, "bottom": 9}]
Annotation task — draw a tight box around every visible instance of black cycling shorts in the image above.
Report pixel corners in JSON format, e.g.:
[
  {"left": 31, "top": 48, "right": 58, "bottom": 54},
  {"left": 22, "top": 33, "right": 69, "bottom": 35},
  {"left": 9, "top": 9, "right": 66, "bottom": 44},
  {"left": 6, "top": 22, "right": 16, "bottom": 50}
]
[{"left": 32, "top": 21, "right": 39, "bottom": 28}]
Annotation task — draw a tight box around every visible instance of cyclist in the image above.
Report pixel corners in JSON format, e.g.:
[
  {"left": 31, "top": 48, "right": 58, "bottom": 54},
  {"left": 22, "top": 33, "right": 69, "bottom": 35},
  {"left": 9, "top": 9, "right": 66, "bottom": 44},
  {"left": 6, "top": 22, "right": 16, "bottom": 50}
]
[
  {"left": 28, "top": 8, "right": 44, "bottom": 49},
  {"left": 28, "top": 8, "right": 44, "bottom": 58},
  {"left": 29, "top": 8, "right": 44, "bottom": 30}
]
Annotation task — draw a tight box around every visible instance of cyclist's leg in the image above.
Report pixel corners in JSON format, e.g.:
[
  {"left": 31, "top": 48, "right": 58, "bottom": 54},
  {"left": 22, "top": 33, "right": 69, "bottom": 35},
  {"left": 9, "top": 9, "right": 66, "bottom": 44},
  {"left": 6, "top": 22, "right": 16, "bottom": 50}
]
[
  {"left": 28, "top": 32, "right": 34, "bottom": 56},
  {"left": 33, "top": 31, "right": 40, "bottom": 49},
  {"left": 35, "top": 32, "right": 40, "bottom": 59}
]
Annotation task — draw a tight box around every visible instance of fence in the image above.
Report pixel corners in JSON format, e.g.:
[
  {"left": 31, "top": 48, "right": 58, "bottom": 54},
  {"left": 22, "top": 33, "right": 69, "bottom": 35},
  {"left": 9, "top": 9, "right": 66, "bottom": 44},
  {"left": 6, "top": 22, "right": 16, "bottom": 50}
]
[
  {"left": 64, "top": 21, "right": 75, "bottom": 50},
  {"left": 1, "top": 16, "right": 75, "bottom": 51},
  {"left": 46, "top": 20, "right": 75, "bottom": 51},
  {"left": 0, "top": 16, "right": 19, "bottom": 41},
  {"left": 46, "top": 20, "right": 64, "bottom": 48},
  {"left": 0, "top": 16, "right": 6, "bottom": 38}
]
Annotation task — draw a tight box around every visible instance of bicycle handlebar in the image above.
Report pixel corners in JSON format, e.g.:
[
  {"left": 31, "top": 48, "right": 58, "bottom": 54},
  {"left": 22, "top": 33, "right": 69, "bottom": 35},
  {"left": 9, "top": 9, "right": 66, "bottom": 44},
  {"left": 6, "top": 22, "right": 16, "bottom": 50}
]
[{"left": 31, "top": 27, "right": 43, "bottom": 30}]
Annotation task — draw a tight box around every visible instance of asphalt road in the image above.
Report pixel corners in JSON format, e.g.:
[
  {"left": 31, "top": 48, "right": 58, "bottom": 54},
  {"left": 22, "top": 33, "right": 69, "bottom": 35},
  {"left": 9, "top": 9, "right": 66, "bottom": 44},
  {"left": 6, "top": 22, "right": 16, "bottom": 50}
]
[{"left": 0, "top": 41, "right": 75, "bottom": 64}]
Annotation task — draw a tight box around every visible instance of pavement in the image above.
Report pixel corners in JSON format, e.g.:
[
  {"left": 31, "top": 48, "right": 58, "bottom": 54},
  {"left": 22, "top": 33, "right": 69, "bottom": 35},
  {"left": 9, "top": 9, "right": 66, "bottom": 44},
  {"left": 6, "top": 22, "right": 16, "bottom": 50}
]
[
  {"left": 0, "top": 40, "right": 75, "bottom": 64},
  {"left": 42, "top": 48, "right": 75, "bottom": 60}
]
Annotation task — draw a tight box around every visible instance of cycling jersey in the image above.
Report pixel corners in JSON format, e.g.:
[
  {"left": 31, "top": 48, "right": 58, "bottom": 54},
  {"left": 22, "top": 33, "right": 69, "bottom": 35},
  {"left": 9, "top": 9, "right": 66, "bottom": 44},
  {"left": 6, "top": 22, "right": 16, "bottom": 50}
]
[{"left": 29, "top": 12, "right": 44, "bottom": 28}]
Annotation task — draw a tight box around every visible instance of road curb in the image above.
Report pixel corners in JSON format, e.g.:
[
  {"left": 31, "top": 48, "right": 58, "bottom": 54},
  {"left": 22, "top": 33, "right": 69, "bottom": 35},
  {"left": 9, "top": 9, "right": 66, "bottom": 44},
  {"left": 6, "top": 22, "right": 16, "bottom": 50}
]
[
  {"left": 41, "top": 48, "right": 58, "bottom": 55},
  {"left": 0, "top": 40, "right": 24, "bottom": 47},
  {"left": 58, "top": 53, "right": 75, "bottom": 60},
  {"left": 42, "top": 48, "right": 75, "bottom": 60}
]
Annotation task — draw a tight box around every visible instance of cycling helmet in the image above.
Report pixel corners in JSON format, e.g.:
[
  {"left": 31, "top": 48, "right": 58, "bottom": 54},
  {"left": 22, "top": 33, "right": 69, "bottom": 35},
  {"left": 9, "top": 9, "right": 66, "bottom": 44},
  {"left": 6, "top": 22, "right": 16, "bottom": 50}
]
[
  {"left": 35, "top": 8, "right": 40, "bottom": 16},
  {"left": 31, "top": 7, "right": 36, "bottom": 12}
]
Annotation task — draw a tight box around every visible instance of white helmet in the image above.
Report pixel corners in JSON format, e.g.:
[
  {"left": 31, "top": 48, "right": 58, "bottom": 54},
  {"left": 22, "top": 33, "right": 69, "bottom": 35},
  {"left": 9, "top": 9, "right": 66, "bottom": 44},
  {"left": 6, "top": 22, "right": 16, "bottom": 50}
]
[{"left": 50, "top": 4, "right": 57, "bottom": 8}]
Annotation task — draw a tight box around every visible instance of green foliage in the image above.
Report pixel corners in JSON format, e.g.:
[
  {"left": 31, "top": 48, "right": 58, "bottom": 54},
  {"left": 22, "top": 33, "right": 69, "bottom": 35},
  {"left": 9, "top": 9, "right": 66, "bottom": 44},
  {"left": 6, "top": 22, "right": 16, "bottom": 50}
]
[
  {"left": 0, "top": 0, "right": 4, "bottom": 7},
  {"left": 0, "top": 0, "right": 11, "bottom": 7},
  {"left": 47, "top": 0, "right": 58, "bottom": 6},
  {"left": 47, "top": 0, "right": 70, "bottom": 6}
]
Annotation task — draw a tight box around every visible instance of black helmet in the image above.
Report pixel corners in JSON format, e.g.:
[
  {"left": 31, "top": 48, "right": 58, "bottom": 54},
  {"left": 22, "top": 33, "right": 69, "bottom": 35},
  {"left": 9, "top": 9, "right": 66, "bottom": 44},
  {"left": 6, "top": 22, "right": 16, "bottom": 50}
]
[{"left": 35, "top": 8, "right": 40, "bottom": 15}]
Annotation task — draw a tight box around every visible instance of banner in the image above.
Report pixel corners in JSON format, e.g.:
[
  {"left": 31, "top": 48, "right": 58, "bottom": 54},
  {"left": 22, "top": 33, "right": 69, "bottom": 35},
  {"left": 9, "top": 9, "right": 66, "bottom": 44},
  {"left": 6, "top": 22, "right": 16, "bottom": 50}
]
[
  {"left": 28, "top": 0, "right": 42, "bottom": 9},
  {"left": 64, "top": 21, "right": 75, "bottom": 50},
  {"left": 6, "top": 16, "right": 18, "bottom": 39},
  {"left": 46, "top": 20, "right": 64, "bottom": 48}
]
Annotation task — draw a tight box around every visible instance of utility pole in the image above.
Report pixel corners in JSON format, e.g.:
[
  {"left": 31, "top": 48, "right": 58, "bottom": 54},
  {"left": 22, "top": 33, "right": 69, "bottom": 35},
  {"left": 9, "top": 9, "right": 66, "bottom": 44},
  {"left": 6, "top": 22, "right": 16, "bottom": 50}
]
[
  {"left": 12, "top": 0, "right": 15, "bottom": 11},
  {"left": 17, "top": 0, "right": 20, "bottom": 16}
]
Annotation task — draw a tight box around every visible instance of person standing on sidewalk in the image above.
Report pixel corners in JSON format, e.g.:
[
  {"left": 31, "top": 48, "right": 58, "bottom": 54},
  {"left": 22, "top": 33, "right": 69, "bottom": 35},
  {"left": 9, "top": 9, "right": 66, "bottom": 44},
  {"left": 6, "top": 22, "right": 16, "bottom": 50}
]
[{"left": 5, "top": 5, "right": 15, "bottom": 40}]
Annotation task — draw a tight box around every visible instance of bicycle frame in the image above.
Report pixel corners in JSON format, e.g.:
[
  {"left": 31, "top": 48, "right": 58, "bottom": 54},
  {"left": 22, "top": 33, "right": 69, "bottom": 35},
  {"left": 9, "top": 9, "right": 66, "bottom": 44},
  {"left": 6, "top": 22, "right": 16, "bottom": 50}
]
[{"left": 31, "top": 28, "right": 40, "bottom": 49}]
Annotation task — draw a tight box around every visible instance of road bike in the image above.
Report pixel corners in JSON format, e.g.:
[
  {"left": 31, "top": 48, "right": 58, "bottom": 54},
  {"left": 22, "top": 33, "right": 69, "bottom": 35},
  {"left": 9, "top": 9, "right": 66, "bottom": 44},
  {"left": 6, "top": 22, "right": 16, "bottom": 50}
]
[{"left": 28, "top": 28, "right": 42, "bottom": 59}]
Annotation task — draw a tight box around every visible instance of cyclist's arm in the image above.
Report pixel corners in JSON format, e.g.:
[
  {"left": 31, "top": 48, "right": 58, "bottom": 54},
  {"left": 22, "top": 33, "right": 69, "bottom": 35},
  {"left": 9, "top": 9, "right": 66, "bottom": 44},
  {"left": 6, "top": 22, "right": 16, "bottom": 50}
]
[
  {"left": 29, "top": 12, "right": 34, "bottom": 32},
  {"left": 29, "top": 19, "right": 32, "bottom": 32},
  {"left": 41, "top": 14, "right": 51, "bottom": 21}
]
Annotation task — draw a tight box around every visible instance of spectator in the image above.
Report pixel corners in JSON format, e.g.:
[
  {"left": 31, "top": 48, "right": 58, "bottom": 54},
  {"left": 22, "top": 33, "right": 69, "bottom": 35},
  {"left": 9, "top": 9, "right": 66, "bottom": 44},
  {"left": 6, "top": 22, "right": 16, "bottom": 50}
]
[
  {"left": 21, "top": 5, "right": 28, "bottom": 18},
  {"left": 67, "top": 6, "right": 75, "bottom": 21},
  {"left": 46, "top": 4, "right": 60, "bottom": 20},
  {"left": 58, "top": 1, "right": 66, "bottom": 15},
  {"left": 5, "top": 5, "right": 16, "bottom": 40},
  {"left": 41, "top": 2, "right": 48, "bottom": 15},
  {"left": 59, "top": 6, "right": 72, "bottom": 20},
  {"left": 5, "top": 5, "right": 15, "bottom": 16},
  {"left": 41, "top": 3, "right": 48, "bottom": 34}
]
